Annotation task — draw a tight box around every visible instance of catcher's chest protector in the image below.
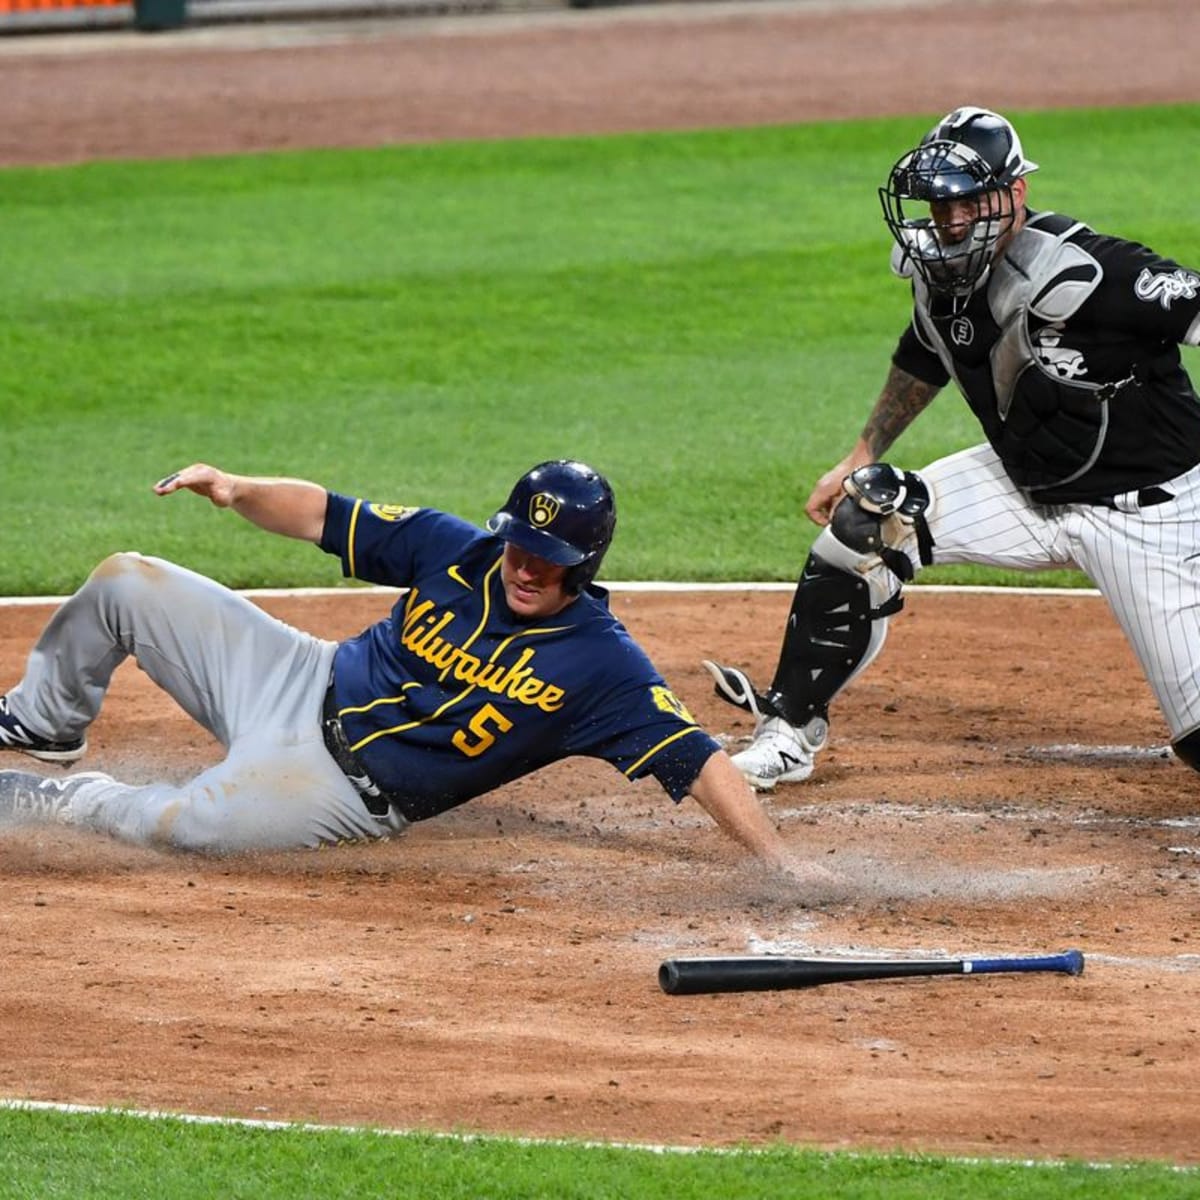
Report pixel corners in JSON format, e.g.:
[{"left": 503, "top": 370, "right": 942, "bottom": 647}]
[{"left": 914, "top": 213, "right": 1114, "bottom": 492}]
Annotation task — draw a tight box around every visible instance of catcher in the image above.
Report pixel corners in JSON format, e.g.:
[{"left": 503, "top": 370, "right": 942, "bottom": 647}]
[
  {"left": 705, "top": 105, "right": 1200, "bottom": 789},
  {"left": 0, "top": 459, "right": 836, "bottom": 889}
]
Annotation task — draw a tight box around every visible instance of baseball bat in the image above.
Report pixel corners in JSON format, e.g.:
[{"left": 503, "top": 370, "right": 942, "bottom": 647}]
[{"left": 658, "top": 948, "right": 1084, "bottom": 995}]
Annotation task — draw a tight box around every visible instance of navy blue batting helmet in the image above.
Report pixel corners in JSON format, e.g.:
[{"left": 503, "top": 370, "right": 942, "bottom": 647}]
[{"left": 487, "top": 460, "right": 617, "bottom": 593}]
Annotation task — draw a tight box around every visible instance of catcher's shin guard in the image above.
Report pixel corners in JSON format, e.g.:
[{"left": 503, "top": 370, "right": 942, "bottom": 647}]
[
  {"left": 765, "top": 547, "right": 898, "bottom": 725},
  {"left": 702, "top": 549, "right": 894, "bottom": 729}
]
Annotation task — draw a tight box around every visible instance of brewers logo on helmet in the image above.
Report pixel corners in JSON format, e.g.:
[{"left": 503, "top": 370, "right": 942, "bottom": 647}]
[
  {"left": 529, "top": 493, "right": 561, "bottom": 529},
  {"left": 487, "top": 460, "right": 617, "bottom": 592}
]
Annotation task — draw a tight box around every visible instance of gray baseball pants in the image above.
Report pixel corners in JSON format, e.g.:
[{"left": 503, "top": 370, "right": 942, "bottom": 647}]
[{"left": 7, "top": 552, "right": 405, "bottom": 852}]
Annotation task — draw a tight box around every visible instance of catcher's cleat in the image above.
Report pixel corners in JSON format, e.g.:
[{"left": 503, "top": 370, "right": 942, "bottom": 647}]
[
  {"left": 0, "top": 770, "right": 104, "bottom": 825},
  {"left": 700, "top": 660, "right": 778, "bottom": 720},
  {"left": 0, "top": 695, "right": 86, "bottom": 764},
  {"left": 701, "top": 661, "right": 828, "bottom": 789},
  {"left": 731, "top": 715, "right": 829, "bottom": 791}
]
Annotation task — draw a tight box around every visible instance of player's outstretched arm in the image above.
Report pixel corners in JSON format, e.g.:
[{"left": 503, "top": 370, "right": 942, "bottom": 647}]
[
  {"left": 154, "top": 463, "right": 328, "bottom": 543},
  {"left": 688, "top": 750, "right": 842, "bottom": 890}
]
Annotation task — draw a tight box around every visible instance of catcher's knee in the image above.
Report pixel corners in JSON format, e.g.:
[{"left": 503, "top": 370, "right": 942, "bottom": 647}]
[
  {"left": 827, "top": 462, "right": 934, "bottom": 580},
  {"left": 1172, "top": 729, "right": 1200, "bottom": 772}
]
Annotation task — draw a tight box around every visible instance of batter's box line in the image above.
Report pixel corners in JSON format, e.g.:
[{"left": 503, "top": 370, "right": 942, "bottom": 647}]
[
  {"left": 772, "top": 801, "right": 1200, "bottom": 832},
  {"left": 1084, "top": 952, "right": 1200, "bottom": 974},
  {"left": 1019, "top": 743, "right": 1175, "bottom": 763}
]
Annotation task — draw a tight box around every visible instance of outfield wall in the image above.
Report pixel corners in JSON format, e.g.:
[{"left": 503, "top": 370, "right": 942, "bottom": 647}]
[
  {"left": 0, "top": 0, "right": 568, "bottom": 34},
  {"left": 0, "top": 0, "right": 129, "bottom": 33}
]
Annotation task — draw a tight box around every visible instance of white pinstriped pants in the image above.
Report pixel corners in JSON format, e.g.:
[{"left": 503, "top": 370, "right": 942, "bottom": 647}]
[{"left": 894, "top": 444, "right": 1200, "bottom": 743}]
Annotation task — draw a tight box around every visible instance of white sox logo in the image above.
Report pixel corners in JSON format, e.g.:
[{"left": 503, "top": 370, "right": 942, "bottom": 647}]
[
  {"left": 528, "top": 492, "right": 560, "bottom": 528},
  {"left": 950, "top": 316, "right": 974, "bottom": 346},
  {"left": 1134, "top": 267, "right": 1200, "bottom": 311},
  {"left": 1034, "top": 327, "right": 1088, "bottom": 380}
]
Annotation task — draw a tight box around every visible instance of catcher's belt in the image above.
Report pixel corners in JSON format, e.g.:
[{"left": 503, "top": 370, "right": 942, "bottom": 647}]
[
  {"left": 321, "top": 685, "right": 403, "bottom": 819},
  {"left": 1089, "top": 485, "right": 1174, "bottom": 512}
]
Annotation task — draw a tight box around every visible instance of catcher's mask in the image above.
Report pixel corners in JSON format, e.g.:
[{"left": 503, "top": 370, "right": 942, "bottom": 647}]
[
  {"left": 487, "top": 459, "right": 617, "bottom": 593},
  {"left": 880, "top": 106, "right": 1037, "bottom": 304}
]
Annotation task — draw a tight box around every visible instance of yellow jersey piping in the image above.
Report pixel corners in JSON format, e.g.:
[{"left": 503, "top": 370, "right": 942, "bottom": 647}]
[{"left": 623, "top": 725, "right": 704, "bottom": 777}]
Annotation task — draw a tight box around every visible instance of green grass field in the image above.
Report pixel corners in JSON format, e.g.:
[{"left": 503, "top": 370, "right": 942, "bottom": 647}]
[
  {"left": 0, "top": 1104, "right": 1195, "bottom": 1199},
  {"left": 3, "top": 106, "right": 1200, "bottom": 1194},
  {"left": 3, "top": 105, "right": 1197, "bottom": 594}
]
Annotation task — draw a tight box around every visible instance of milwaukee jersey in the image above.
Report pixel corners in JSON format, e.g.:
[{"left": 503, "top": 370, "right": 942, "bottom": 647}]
[
  {"left": 892, "top": 210, "right": 1200, "bottom": 502},
  {"left": 319, "top": 495, "right": 719, "bottom": 820}
]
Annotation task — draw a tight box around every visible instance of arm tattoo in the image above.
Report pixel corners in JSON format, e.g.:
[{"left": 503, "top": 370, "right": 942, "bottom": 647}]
[{"left": 861, "top": 365, "right": 941, "bottom": 457}]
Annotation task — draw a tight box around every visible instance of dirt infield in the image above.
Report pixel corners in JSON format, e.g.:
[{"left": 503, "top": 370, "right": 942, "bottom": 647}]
[
  {"left": 3, "top": 0, "right": 1200, "bottom": 1166},
  {"left": 2, "top": 588, "right": 1199, "bottom": 1161}
]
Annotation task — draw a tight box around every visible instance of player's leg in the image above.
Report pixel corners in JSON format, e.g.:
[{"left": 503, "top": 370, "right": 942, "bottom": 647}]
[
  {"left": 4, "top": 552, "right": 333, "bottom": 755},
  {"left": 707, "top": 444, "right": 1064, "bottom": 788},
  {"left": 907, "top": 444, "right": 1074, "bottom": 571},
  {"left": 704, "top": 518, "right": 905, "bottom": 789},
  {"left": 1063, "top": 463, "right": 1200, "bottom": 765},
  {"left": 0, "top": 552, "right": 411, "bottom": 849},
  {"left": 1, "top": 734, "right": 406, "bottom": 852},
  {"left": 705, "top": 461, "right": 927, "bottom": 788}
]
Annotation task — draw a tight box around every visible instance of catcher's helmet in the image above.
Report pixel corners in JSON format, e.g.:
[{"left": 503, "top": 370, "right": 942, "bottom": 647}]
[
  {"left": 487, "top": 460, "right": 617, "bottom": 593},
  {"left": 880, "top": 107, "right": 1038, "bottom": 302}
]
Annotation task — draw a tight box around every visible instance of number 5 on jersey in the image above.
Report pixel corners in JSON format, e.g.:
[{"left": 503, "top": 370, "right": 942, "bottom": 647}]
[{"left": 452, "top": 703, "right": 514, "bottom": 758}]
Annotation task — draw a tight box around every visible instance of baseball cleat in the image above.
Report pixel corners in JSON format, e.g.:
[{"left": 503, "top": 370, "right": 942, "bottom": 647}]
[
  {"left": 0, "top": 695, "right": 86, "bottom": 764},
  {"left": 701, "top": 660, "right": 771, "bottom": 719},
  {"left": 0, "top": 770, "right": 103, "bottom": 824},
  {"left": 731, "top": 715, "right": 828, "bottom": 791}
]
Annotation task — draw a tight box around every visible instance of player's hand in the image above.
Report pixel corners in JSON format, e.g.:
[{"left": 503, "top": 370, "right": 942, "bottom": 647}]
[
  {"left": 772, "top": 852, "right": 846, "bottom": 894},
  {"left": 805, "top": 445, "right": 874, "bottom": 526},
  {"left": 154, "top": 463, "right": 238, "bottom": 508}
]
